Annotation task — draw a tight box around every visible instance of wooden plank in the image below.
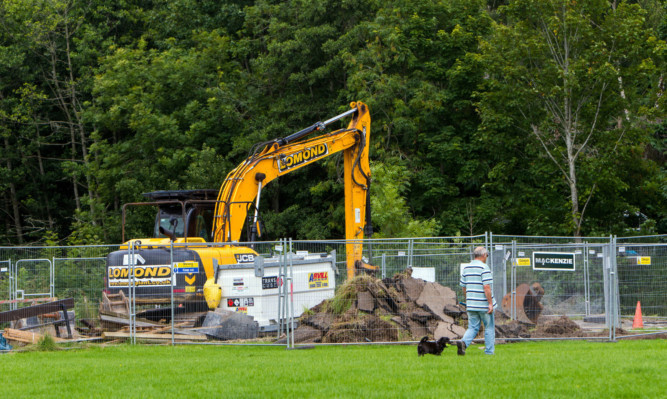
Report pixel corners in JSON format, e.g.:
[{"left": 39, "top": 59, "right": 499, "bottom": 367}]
[
  {"left": 0, "top": 298, "right": 74, "bottom": 322},
  {"left": 0, "top": 297, "right": 58, "bottom": 305},
  {"left": 99, "top": 314, "right": 162, "bottom": 328},
  {"left": 100, "top": 315, "right": 196, "bottom": 336},
  {"left": 150, "top": 321, "right": 190, "bottom": 333},
  {"left": 101, "top": 331, "right": 208, "bottom": 341},
  {"left": 98, "top": 308, "right": 130, "bottom": 319},
  {"left": 2, "top": 328, "right": 66, "bottom": 344}
]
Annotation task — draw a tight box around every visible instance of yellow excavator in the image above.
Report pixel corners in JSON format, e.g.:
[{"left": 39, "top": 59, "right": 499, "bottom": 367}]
[{"left": 103, "top": 102, "right": 373, "bottom": 317}]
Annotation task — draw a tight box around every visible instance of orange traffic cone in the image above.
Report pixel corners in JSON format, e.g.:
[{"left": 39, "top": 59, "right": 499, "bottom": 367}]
[{"left": 632, "top": 301, "right": 644, "bottom": 329}]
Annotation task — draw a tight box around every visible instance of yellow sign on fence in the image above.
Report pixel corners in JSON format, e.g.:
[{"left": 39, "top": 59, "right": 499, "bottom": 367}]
[
  {"left": 515, "top": 258, "right": 531, "bottom": 266},
  {"left": 636, "top": 257, "right": 651, "bottom": 265}
]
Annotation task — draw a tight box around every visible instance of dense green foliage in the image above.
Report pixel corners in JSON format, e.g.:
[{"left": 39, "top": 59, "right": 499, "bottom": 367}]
[
  {"left": 0, "top": 0, "right": 664, "bottom": 245},
  {"left": 0, "top": 341, "right": 665, "bottom": 398}
]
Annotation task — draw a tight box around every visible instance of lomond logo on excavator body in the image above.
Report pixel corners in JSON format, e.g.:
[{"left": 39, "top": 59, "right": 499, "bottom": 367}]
[
  {"left": 278, "top": 144, "right": 329, "bottom": 172},
  {"left": 107, "top": 265, "right": 172, "bottom": 287}
]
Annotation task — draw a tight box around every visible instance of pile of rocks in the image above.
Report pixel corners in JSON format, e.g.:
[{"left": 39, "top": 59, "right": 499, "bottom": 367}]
[{"left": 280, "top": 271, "right": 468, "bottom": 344}]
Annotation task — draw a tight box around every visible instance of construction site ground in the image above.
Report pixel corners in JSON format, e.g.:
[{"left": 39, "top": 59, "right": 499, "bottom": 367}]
[{"left": 2, "top": 272, "right": 665, "bottom": 348}]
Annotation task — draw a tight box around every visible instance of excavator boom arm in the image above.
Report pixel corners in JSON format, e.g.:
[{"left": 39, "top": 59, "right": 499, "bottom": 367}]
[{"left": 212, "top": 102, "right": 371, "bottom": 278}]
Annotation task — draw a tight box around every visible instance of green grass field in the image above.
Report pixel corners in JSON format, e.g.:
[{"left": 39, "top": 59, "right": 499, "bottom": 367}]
[{"left": 1, "top": 340, "right": 665, "bottom": 398}]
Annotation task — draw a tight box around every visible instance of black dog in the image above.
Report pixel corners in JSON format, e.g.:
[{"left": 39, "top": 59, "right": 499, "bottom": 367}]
[{"left": 417, "top": 336, "right": 451, "bottom": 356}]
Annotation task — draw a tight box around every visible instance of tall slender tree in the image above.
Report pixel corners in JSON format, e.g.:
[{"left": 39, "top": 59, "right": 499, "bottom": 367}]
[{"left": 477, "top": 0, "right": 666, "bottom": 236}]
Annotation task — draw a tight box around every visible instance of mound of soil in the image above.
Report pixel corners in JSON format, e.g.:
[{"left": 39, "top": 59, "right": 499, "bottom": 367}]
[
  {"left": 535, "top": 316, "right": 582, "bottom": 336},
  {"left": 278, "top": 271, "right": 467, "bottom": 344},
  {"left": 322, "top": 314, "right": 398, "bottom": 343}
]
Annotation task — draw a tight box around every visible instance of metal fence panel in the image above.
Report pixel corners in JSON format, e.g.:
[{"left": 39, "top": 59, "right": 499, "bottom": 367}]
[
  {"left": 14, "top": 258, "right": 52, "bottom": 302},
  {"left": 615, "top": 243, "right": 667, "bottom": 319},
  {"left": 0, "top": 260, "right": 11, "bottom": 312},
  {"left": 0, "top": 245, "right": 118, "bottom": 338},
  {"left": 0, "top": 234, "right": 665, "bottom": 346}
]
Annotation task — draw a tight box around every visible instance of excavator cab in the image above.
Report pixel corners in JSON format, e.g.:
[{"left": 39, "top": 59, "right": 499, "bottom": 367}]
[
  {"left": 122, "top": 189, "right": 219, "bottom": 242},
  {"left": 122, "top": 189, "right": 265, "bottom": 243},
  {"left": 153, "top": 203, "right": 215, "bottom": 241},
  {"left": 146, "top": 190, "right": 217, "bottom": 241}
]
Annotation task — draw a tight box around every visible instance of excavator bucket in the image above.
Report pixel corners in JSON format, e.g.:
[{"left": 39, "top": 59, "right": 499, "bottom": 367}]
[
  {"left": 354, "top": 260, "right": 379, "bottom": 276},
  {"left": 501, "top": 282, "right": 544, "bottom": 324}
]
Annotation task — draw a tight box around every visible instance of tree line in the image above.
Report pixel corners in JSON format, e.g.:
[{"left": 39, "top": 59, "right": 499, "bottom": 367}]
[{"left": 0, "top": 0, "right": 664, "bottom": 245}]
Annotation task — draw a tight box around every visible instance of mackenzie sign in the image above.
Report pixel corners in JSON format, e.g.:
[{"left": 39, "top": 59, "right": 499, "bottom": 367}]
[{"left": 532, "top": 252, "right": 575, "bottom": 271}]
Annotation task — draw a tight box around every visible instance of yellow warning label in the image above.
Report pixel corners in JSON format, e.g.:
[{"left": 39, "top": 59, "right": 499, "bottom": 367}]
[
  {"left": 176, "top": 261, "right": 198, "bottom": 268},
  {"left": 185, "top": 286, "right": 196, "bottom": 293},
  {"left": 515, "top": 258, "right": 531, "bottom": 266},
  {"left": 636, "top": 257, "right": 651, "bottom": 265}
]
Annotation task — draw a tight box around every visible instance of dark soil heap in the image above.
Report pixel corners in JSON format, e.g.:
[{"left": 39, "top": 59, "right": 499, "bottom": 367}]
[
  {"left": 280, "top": 271, "right": 468, "bottom": 344},
  {"left": 534, "top": 315, "right": 584, "bottom": 337}
]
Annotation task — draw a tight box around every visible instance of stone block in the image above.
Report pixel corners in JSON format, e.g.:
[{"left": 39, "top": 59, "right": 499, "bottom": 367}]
[
  {"left": 301, "top": 312, "right": 334, "bottom": 332},
  {"left": 400, "top": 277, "right": 426, "bottom": 302},
  {"left": 416, "top": 283, "right": 456, "bottom": 323},
  {"left": 199, "top": 310, "right": 258, "bottom": 340},
  {"left": 433, "top": 321, "right": 465, "bottom": 340},
  {"left": 408, "top": 309, "right": 433, "bottom": 323},
  {"left": 407, "top": 319, "right": 429, "bottom": 339},
  {"left": 357, "top": 291, "right": 375, "bottom": 313}
]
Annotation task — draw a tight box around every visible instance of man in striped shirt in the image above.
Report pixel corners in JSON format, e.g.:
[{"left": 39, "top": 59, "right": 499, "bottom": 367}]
[{"left": 457, "top": 246, "right": 496, "bottom": 355}]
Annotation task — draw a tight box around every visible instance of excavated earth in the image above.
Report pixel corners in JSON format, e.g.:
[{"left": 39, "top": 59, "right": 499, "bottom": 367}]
[
  {"left": 278, "top": 271, "right": 467, "bottom": 344},
  {"left": 277, "top": 270, "right": 659, "bottom": 344}
]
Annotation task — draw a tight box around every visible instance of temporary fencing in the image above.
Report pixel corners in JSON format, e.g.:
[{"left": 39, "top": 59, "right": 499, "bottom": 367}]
[
  {"left": 0, "top": 234, "right": 665, "bottom": 347},
  {"left": 0, "top": 245, "right": 115, "bottom": 344},
  {"left": 615, "top": 236, "right": 667, "bottom": 331}
]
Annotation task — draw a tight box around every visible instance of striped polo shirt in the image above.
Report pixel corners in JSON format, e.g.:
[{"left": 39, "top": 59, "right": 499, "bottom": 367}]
[{"left": 460, "top": 260, "right": 497, "bottom": 311}]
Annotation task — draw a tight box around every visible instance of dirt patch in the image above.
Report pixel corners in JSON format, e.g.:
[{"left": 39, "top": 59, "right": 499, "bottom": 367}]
[
  {"left": 532, "top": 316, "right": 584, "bottom": 337},
  {"left": 495, "top": 313, "right": 608, "bottom": 339},
  {"left": 495, "top": 314, "right": 667, "bottom": 340}
]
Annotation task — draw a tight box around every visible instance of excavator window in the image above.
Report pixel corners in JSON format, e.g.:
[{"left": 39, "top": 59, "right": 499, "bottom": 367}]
[
  {"left": 189, "top": 208, "right": 214, "bottom": 241},
  {"left": 157, "top": 213, "right": 184, "bottom": 238},
  {"left": 153, "top": 205, "right": 215, "bottom": 240}
]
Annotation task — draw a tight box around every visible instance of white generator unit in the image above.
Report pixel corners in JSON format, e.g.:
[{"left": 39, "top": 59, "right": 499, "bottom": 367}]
[{"left": 216, "top": 252, "right": 337, "bottom": 327}]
